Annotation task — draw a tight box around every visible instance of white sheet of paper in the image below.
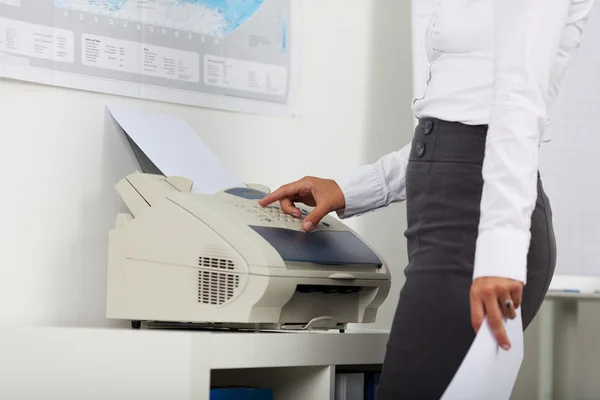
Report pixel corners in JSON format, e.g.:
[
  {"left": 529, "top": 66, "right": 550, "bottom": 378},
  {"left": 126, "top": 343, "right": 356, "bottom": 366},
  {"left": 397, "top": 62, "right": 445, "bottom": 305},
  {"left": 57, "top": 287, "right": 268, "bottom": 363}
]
[
  {"left": 441, "top": 310, "right": 524, "bottom": 400},
  {"left": 106, "top": 102, "right": 244, "bottom": 194}
]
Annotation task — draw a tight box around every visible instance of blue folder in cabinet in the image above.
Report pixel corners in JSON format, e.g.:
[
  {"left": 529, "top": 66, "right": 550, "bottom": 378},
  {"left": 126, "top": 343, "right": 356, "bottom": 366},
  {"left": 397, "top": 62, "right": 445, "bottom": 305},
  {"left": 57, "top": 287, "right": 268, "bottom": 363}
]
[
  {"left": 210, "top": 387, "right": 273, "bottom": 400},
  {"left": 364, "top": 372, "right": 381, "bottom": 400}
]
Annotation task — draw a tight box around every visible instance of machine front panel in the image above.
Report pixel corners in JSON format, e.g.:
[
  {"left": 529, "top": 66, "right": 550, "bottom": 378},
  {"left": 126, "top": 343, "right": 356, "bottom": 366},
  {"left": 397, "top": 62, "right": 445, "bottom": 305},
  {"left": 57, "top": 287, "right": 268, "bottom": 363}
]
[{"left": 249, "top": 226, "right": 383, "bottom": 267}]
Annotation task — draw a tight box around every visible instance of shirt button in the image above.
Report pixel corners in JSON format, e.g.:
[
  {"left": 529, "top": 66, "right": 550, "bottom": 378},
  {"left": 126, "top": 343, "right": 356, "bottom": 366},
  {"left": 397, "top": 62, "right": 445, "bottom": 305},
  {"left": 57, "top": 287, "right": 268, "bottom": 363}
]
[
  {"left": 415, "top": 142, "right": 426, "bottom": 157},
  {"left": 423, "top": 121, "right": 433, "bottom": 135}
]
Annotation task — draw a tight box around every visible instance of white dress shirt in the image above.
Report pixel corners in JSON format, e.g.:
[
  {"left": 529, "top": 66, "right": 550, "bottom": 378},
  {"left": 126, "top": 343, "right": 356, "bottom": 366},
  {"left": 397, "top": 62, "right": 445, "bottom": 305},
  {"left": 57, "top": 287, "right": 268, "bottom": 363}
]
[{"left": 335, "top": 0, "right": 594, "bottom": 284}]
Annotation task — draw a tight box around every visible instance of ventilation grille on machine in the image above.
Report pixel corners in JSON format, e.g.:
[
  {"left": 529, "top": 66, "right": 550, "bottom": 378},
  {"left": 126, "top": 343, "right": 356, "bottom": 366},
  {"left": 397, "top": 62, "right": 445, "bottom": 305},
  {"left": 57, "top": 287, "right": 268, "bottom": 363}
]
[{"left": 197, "top": 256, "right": 240, "bottom": 306}]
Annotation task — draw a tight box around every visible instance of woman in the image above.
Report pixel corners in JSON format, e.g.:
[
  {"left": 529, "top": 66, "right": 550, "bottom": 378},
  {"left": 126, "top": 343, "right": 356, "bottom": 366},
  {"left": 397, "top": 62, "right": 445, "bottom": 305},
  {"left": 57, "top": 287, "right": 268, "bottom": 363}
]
[{"left": 259, "top": 0, "right": 595, "bottom": 398}]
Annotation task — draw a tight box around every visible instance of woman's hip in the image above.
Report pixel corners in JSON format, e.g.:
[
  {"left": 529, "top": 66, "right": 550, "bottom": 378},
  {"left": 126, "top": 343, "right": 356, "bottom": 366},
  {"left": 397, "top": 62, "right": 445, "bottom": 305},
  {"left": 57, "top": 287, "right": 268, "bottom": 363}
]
[
  {"left": 404, "top": 118, "right": 488, "bottom": 276},
  {"left": 403, "top": 117, "right": 556, "bottom": 286},
  {"left": 375, "top": 118, "right": 557, "bottom": 398}
]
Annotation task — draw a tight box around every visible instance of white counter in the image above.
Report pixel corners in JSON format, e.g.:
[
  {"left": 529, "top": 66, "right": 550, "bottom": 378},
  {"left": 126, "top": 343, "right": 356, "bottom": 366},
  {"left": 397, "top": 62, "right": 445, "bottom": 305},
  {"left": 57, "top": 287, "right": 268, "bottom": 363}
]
[{"left": 0, "top": 325, "right": 389, "bottom": 400}]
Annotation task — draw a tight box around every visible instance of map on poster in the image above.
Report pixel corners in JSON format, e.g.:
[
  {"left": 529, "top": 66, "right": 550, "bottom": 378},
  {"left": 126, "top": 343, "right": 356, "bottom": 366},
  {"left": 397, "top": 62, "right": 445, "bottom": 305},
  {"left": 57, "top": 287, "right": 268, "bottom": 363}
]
[{"left": 0, "top": 0, "right": 296, "bottom": 114}]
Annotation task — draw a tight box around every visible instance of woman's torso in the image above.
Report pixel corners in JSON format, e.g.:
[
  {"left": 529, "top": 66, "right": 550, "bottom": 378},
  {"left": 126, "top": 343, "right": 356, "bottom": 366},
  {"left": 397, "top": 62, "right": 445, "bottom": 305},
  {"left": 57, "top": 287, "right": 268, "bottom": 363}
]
[{"left": 412, "top": 0, "right": 594, "bottom": 139}]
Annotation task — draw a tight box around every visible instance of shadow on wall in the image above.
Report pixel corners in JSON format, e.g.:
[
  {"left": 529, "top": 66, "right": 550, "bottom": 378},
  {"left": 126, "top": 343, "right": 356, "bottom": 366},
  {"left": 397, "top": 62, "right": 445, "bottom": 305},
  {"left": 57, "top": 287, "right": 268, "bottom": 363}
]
[
  {"left": 94, "top": 109, "right": 140, "bottom": 329},
  {"left": 28, "top": 99, "right": 137, "bottom": 329},
  {"left": 45, "top": 108, "right": 136, "bottom": 329},
  {"left": 350, "top": 0, "right": 414, "bottom": 331}
]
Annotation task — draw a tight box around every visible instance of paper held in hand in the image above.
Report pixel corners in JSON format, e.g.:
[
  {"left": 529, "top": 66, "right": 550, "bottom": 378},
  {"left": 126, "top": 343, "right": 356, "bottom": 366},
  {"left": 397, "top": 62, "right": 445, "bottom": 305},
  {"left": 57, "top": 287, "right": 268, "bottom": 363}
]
[{"left": 441, "top": 310, "right": 524, "bottom": 400}]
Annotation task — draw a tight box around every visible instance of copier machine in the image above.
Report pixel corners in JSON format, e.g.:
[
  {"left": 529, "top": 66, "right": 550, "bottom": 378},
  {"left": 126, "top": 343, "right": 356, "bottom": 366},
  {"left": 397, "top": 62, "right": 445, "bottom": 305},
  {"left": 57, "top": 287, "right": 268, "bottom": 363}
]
[{"left": 106, "top": 172, "right": 391, "bottom": 331}]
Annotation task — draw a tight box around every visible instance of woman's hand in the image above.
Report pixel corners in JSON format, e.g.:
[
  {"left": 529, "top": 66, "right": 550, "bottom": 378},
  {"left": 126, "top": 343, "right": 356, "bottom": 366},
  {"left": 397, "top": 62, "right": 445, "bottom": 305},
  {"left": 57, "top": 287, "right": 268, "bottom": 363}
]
[
  {"left": 470, "top": 277, "right": 523, "bottom": 350},
  {"left": 258, "top": 176, "right": 345, "bottom": 231}
]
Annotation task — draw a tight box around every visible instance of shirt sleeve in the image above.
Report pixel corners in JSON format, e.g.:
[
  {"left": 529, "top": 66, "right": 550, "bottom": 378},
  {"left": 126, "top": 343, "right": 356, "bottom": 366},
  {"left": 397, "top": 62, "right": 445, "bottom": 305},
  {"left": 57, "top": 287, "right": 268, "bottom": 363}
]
[
  {"left": 473, "top": 0, "right": 573, "bottom": 284},
  {"left": 548, "top": 0, "right": 594, "bottom": 104},
  {"left": 334, "top": 142, "right": 412, "bottom": 219}
]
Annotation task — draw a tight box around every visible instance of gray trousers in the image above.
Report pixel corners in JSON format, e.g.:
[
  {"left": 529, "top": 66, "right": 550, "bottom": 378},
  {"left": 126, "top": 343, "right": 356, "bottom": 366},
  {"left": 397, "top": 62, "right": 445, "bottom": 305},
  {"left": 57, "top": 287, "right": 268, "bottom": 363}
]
[{"left": 377, "top": 118, "right": 557, "bottom": 399}]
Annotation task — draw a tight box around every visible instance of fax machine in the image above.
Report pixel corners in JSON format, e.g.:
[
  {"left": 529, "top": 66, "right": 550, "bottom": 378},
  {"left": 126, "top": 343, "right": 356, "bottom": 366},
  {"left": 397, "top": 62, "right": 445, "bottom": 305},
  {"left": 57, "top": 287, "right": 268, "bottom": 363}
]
[{"left": 106, "top": 172, "right": 391, "bottom": 331}]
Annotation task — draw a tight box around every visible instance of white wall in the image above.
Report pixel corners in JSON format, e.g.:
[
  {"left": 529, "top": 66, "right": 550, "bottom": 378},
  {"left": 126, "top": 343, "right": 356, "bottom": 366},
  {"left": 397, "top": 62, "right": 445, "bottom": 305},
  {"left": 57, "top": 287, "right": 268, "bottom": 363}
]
[
  {"left": 0, "top": 0, "right": 414, "bottom": 329},
  {"left": 540, "top": 2, "right": 600, "bottom": 279}
]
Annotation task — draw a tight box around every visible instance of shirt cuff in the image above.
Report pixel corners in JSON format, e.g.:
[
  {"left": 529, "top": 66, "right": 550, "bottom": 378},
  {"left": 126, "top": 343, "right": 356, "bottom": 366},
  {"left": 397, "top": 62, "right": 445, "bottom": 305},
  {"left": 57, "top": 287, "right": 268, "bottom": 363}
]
[
  {"left": 333, "top": 164, "right": 385, "bottom": 219},
  {"left": 473, "top": 228, "right": 530, "bottom": 285}
]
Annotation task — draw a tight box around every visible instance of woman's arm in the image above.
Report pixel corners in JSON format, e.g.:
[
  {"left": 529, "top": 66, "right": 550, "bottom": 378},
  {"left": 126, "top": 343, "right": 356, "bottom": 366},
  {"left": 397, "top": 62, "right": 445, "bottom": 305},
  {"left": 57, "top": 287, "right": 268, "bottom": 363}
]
[
  {"left": 257, "top": 142, "right": 412, "bottom": 230},
  {"left": 473, "top": 0, "right": 573, "bottom": 284},
  {"left": 470, "top": 0, "right": 576, "bottom": 349},
  {"left": 334, "top": 141, "right": 412, "bottom": 218}
]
